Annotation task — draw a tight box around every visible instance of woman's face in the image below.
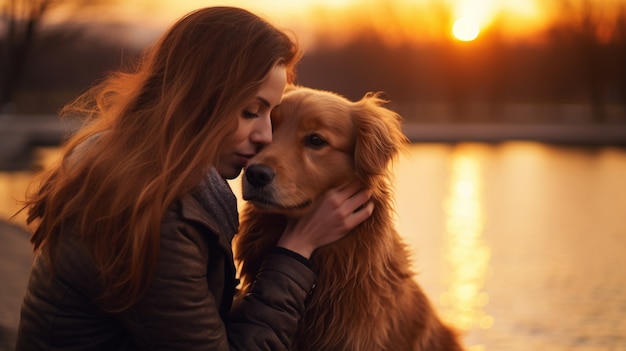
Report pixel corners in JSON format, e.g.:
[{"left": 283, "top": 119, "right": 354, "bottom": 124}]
[{"left": 216, "top": 65, "right": 287, "bottom": 179}]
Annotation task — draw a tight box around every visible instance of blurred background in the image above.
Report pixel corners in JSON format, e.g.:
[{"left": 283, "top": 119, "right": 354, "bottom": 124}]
[{"left": 1, "top": 1, "right": 625, "bottom": 350}]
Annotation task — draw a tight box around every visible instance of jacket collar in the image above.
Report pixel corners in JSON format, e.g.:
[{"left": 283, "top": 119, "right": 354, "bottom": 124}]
[
  {"left": 178, "top": 193, "right": 237, "bottom": 254},
  {"left": 192, "top": 167, "right": 239, "bottom": 239}
]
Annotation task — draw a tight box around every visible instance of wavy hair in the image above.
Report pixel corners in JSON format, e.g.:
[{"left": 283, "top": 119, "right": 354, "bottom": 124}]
[{"left": 23, "top": 7, "right": 301, "bottom": 312}]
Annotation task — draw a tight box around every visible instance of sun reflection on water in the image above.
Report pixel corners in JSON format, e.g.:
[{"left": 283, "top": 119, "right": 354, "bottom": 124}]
[{"left": 441, "top": 146, "right": 493, "bottom": 349}]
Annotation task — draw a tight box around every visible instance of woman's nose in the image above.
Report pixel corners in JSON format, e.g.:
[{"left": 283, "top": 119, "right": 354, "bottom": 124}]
[{"left": 250, "top": 114, "right": 272, "bottom": 145}]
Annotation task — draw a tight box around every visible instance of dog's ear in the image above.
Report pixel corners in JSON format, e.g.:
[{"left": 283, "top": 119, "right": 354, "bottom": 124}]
[{"left": 351, "top": 93, "right": 409, "bottom": 179}]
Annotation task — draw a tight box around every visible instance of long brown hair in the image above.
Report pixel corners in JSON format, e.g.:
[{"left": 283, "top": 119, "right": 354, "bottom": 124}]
[{"left": 23, "top": 7, "right": 301, "bottom": 312}]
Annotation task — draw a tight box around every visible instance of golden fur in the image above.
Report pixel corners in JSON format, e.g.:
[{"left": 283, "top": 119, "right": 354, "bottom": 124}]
[{"left": 235, "top": 86, "right": 465, "bottom": 351}]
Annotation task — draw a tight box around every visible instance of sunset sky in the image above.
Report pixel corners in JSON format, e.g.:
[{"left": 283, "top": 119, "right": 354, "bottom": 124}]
[
  {"left": 98, "top": 0, "right": 563, "bottom": 47},
  {"left": 36, "top": 0, "right": 622, "bottom": 51}
]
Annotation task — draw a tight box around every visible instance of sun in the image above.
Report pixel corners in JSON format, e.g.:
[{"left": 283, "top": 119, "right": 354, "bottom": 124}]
[{"left": 452, "top": 17, "right": 480, "bottom": 42}]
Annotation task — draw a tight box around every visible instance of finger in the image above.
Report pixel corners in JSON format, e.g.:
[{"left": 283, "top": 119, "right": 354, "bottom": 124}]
[
  {"left": 345, "top": 188, "right": 372, "bottom": 211},
  {"left": 346, "top": 201, "right": 374, "bottom": 229},
  {"left": 333, "top": 180, "right": 364, "bottom": 199}
]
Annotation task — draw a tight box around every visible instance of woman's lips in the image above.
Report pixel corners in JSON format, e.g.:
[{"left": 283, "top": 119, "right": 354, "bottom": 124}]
[{"left": 236, "top": 153, "right": 253, "bottom": 167}]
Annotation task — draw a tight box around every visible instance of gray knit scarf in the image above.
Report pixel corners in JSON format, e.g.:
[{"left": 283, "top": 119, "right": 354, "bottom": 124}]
[{"left": 192, "top": 168, "right": 239, "bottom": 241}]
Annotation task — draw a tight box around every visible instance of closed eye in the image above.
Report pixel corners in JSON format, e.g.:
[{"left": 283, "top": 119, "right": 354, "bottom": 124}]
[
  {"left": 242, "top": 110, "right": 259, "bottom": 118},
  {"left": 304, "top": 133, "right": 327, "bottom": 149}
]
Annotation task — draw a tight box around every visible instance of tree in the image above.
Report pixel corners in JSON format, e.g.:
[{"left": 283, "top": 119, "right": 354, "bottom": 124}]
[
  {"left": 550, "top": 0, "right": 619, "bottom": 122},
  {"left": 0, "top": 0, "right": 117, "bottom": 114}
]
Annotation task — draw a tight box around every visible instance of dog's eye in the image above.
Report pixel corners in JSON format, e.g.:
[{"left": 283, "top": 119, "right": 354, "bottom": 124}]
[{"left": 305, "top": 134, "right": 327, "bottom": 149}]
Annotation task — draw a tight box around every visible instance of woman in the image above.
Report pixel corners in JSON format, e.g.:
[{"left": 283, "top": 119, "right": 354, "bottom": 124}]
[{"left": 15, "top": 7, "right": 373, "bottom": 350}]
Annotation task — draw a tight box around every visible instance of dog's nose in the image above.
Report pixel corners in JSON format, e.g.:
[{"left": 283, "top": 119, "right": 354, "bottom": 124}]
[{"left": 245, "top": 164, "right": 275, "bottom": 188}]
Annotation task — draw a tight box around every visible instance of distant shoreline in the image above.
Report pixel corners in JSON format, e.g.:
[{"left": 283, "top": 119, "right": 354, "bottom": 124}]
[
  {"left": 402, "top": 123, "right": 626, "bottom": 146},
  {"left": 1, "top": 115, "right": 626, "bottom": 170}
]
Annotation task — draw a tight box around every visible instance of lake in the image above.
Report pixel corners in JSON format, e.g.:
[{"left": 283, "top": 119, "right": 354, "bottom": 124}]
[
  {"left": 1, "top": 142, "right": 626, "bottom": 351},
  {"left": 392, "top": 142, "right": 626, "bottom": 351}
]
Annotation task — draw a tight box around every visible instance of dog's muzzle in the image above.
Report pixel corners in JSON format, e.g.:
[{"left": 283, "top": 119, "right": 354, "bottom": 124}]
[
  {"left": 242, "top": 163, "right": 313, "bottom": 212},
  {"left": 245, "top": 164, "right": 275, "bottom": 188}
]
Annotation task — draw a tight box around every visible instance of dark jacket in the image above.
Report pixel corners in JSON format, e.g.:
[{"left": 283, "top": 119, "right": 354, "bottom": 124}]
[{"left": 16, "top": 193, "right": 316, "bottom": 350}]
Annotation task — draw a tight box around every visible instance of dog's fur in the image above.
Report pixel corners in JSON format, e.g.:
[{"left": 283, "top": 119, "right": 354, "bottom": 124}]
[{"left": 235, "top": 86, "right": 464, "bottom": 351}]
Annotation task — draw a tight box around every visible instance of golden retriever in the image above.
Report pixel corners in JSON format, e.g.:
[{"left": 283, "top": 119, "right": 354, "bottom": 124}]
[{"left": 235, "top": 86, "right": 465, "bottom": 351}]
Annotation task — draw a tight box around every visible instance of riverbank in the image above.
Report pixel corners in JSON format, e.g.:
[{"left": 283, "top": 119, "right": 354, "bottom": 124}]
[
  {"left": 2, "top": 114, "right": 626, "bottom": 170},
  {"left": 0, "top": 115, "right": 81, "bottom": 170},
  {"left": 403, "top": 123, "right": 626, "bottom": 145},
  {"left": 0, "top": 220, "right": 32, "bottom": 350}
]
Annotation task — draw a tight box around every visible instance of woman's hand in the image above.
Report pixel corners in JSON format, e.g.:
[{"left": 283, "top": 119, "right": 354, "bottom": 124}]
[{"left": 276, "top": 181, "right": 374, "bottom": 258}]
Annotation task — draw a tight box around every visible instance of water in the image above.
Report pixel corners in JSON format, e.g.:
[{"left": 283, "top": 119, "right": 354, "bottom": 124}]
[
  {"left": 393, "top": 142, "right": 626, "bottom": 351},
  {"left": 1, "top": 142, "right": 626, "bottom": 350}
]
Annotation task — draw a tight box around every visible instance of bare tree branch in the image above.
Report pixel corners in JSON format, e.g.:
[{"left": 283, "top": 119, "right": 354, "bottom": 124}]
[{"left": 0, "top": 0, "right": 118, "bottom": 113}]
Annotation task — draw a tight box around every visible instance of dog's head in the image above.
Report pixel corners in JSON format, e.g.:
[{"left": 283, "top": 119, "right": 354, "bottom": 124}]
[{"left": 242, "top": 86, "right": 408, "bottom": 217}]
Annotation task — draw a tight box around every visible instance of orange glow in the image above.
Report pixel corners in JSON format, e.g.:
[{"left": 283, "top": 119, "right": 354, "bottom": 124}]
[
  {"left": 0, "top": 148, "right": 62, "bottom": 229},
  {"left": 105, "top": 0, "right": 545, "bottom": 44},
  {"left": 452, "top": 17, "right": 480, "bottom": 41},
  {"left": 102, "top": 0, "right": 620, "bottom": 47}
]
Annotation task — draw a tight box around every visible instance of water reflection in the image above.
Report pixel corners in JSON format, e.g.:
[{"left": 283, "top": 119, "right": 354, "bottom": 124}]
[
  {"left": 0, "top": 148, "right": 61, "bottom": 227},
  {"left": 0, "top": 170, "right": 31, "bottom": 225},
  {"left": 441, "top": 145, "right": 493, "bottom": 349}
]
